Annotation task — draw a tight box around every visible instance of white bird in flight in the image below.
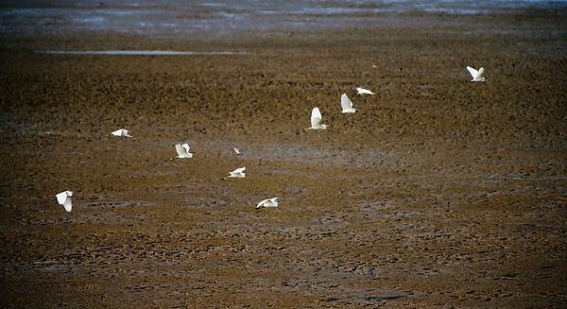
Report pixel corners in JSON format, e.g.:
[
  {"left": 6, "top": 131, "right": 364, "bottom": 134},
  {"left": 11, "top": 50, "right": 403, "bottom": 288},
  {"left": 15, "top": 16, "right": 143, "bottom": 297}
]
[
  {"left": 256, "top": 197, "right": 278, "bottom": 209},
  {"left": 56, "top": 191, "right": 73, "bottom": 212},
  {"left": 356, "top": 87, "right": 375, "bottom": 95},
  {"left": 308, "top": 107, "right": 327, "bottom": 130},
  {"left": 466, "top": 66, "right": 485, "bottom": 82},
  {"left": 172, "top": 143, "right": 193, "bottom": 160},
  {"left": 224, "top": 167, "right": 246, "bottom": 179},
  {"left": 110, "top": 129, "right": 132, "bottom": 137},
  {"left": 340, "top": 93, "right": 356, "bottom": 113}
]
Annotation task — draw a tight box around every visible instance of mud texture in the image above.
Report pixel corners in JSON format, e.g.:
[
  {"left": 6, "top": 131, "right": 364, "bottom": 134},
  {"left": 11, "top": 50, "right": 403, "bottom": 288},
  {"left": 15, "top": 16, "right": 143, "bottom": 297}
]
[{"left": 1, "top": 11, "right": 566, "bottom": 309}]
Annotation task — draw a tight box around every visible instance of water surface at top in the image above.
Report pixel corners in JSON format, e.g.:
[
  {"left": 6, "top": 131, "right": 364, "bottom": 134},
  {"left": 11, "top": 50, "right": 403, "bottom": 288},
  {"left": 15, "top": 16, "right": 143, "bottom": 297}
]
[{"left": 1, "top": 0, "right": 565, "bottom": 39}]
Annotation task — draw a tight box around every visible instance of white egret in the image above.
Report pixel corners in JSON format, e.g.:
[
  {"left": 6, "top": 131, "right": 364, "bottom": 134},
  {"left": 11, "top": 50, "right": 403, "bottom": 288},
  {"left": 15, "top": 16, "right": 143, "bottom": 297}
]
[
  {"left": 171, "top": 143, "right": 193, "bottom": 160},
  {"left": 466, "top": 66, "right": 485, "bottom": 82},
  {"left": 110, "top": 129, "right": 132, "bottom": 137},
  {"left": 56, "top": 191, "right": 73, "bottom": 212},
  {"left": 340, "top": 93, "right": 356, "bottom": 113},
  {"left": 234, "top": 147, "right": 242, "bottom": 156},
  {"left": 256, "top": 197, "right": 278, "bottom": 209},
  {"left": 308, "top": 107, "right": 327, "bottom": 130},
  {"left": 356, "top": 87, "right": 375, "bottom": 95},
  {"left": 224, "top": 167, "right": 246, "bottom": 179}
]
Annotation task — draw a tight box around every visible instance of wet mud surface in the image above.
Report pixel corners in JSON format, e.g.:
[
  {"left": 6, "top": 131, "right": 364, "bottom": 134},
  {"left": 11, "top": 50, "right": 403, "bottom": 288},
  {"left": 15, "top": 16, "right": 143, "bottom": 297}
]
[{"left": 1, "top": 11, "right": 567, "bottom": 308}]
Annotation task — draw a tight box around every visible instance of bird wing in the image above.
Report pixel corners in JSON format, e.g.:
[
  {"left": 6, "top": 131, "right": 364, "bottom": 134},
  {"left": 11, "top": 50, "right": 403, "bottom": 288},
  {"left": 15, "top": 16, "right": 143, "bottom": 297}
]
[
  {"left": 357, "top": 87, "right": 373, "bottom": 95},
  {"left": 175, "top": 144, "right": 186, "bottom": 156},
  {"left": 56, "top": 191, "right": 68, "bottom": 205},
  {"left": 256, "top": 198, "right": 270, "bottom": 208},
  {"left": 182, "top": 143, "right": 191, "bottom": 153},
  {"left": 63, "top": 198, "right": 73, "bottom": 212},
  {"left": 341, "top": 93, "right": 353, "bottom": 110},
  {"left": 257, "top": 197, "right": 278, "bottom": 208},
  {"left": 233, "top": 167, "right": 246, "bottom": 173},
  {"left": 311, "top": 107, "right": 322, "bottom": 127},
  {"left": 466, "top": 66, "right": 479, "bottom": 79}
]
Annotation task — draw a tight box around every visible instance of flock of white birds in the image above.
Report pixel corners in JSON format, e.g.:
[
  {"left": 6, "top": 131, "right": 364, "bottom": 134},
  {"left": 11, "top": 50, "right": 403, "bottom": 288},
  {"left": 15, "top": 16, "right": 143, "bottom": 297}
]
[
  {"left": 56, "top": 66, "right": 485, "bottom": 212},
  {"left": 308, "top": 87, "right": 374, "bottom": 131}
]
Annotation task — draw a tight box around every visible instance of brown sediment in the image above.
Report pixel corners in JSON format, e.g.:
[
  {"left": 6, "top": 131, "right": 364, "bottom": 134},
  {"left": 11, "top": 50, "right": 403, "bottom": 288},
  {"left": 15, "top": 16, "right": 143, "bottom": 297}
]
[{"left": 0, "top": 11, "right": 566, "bottom": 308}]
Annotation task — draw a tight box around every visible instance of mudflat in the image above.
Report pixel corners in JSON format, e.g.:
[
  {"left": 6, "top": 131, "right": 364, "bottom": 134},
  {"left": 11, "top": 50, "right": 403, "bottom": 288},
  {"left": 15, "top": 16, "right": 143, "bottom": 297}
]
[{"left": 1, "top": 9, "right": 566, "bottom": 308}]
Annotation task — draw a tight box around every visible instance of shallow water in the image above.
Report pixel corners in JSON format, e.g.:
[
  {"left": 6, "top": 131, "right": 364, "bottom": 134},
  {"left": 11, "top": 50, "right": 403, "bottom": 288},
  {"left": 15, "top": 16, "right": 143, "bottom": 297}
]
[{"left": 1, "top": 0, "right": 566, "bottom": 39}]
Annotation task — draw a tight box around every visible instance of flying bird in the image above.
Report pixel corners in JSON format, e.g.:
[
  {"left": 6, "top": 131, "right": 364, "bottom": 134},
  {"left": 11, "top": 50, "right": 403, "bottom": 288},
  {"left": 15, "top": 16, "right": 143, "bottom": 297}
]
[
  {"left": 224, "top": 167, "right": 246, "bottom": 179},
  {"left": 110, "top": 129, "right": 132, "bottom": 137},
  {"left": 56, "top": 191, "right": 73, "bottom": 212},
  {"left": 256, "top": 197, "right": 278, "bottom": 210},
  {"left": 340, "top": 93, "right": 356, "bottom": 114},
  {"left": 308, "top": 107, "right": 327, "bottom": 130},
  {"left": 171, "top": 143, "right": 193, "bottom": 160},
  {"left": 466, "top": 66, "right": 486, "bottom": 82},
  {"left": 356, "top": 87, "right": 375, "bottom": 95}
]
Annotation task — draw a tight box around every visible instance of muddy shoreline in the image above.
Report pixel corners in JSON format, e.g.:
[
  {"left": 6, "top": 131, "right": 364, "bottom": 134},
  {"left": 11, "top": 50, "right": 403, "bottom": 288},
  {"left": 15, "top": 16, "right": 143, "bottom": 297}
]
[{"left": 1, "top": 10, "right": 566, "bottom": 308}]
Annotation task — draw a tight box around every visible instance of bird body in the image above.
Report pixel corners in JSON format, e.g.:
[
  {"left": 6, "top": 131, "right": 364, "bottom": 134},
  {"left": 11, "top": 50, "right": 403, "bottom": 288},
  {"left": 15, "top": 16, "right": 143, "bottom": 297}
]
[
  {"left": 340, "top": 93, "right": 356, "bottom": 113},
  {"left": 234, "top": 147, "right": 242, "bottom": 156},
  {"left": 226, "top": 167, "right": 246, "bottom": 179},
  {"left": 56, "top": 191, "right": 73, "bottom": 212},
  {"left": 110, "top": 129, "right": 132, "bottom": 137},
  {"left": 466, "top": 66, "right": 485, "bottom": 82},
  {"left": 356, "top": 87, "right": 374, "bottom": 95},
  {"left": 256, "top": 197, "right": 278, "bottom": 209},
  {"left": 172, "top": 143, "right": 193, "bottom": 160},
  {"left": 309, "top": 107, "right": 327, "bottom": 130}
]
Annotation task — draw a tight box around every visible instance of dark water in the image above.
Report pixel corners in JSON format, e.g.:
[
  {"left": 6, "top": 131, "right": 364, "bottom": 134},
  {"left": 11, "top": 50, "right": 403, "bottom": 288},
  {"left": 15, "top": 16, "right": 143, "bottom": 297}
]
[{"left": 1, "top": 0, "right": 565, "bottom": 39}]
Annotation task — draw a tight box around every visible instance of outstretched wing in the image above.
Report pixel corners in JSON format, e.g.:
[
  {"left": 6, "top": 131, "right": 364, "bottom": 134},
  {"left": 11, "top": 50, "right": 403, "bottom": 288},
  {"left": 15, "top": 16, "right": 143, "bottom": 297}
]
[
  {"left": 233, "top": 167, "right": 246, "bottom": 173},
  {"left": 466, "top": 66, "right": 480, "bottom": 79},
  {"left": 182, "top": 143, "right": 191, "bottom": 153},
  {"left": 357, "top": 87, "right": 374, "bottom": 95},
  {"left": 175, "top": 144, "right": 186, "bottom": 156},
  {"left": 63, "top": 198, "right": 73, "bottom": 212},
  {"left": 56, "top": 191, "right": 68, "bottom": 205},
  {"left": 311, "top": 107, "right": 322, "bottom": 127},
  {"left": 256, "top": 198, "right": 270, "bottom": 208},
  {"left": 269, "top": 197, "right": 279, "bottom": 206},
  {"left": 257, "top": 197, "right": 278, "bottom": 208},
  {"left": 122, "top": 129, "right": 132, "bottom": 137},
  {"left": 111, "top": 129, "right": 131, "bottom": 137},
  {"left": 56, "top": 191, "right": 72, "bottom": 212},
  {"left": 341, "top": 93, "right": 353, "bottom": 111}
]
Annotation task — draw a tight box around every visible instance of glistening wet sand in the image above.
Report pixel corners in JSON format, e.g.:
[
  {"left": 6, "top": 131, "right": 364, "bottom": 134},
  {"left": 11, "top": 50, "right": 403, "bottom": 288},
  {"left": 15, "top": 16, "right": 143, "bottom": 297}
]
[{"left": 1, "top": 10, "right": 566, "bottom": 308}]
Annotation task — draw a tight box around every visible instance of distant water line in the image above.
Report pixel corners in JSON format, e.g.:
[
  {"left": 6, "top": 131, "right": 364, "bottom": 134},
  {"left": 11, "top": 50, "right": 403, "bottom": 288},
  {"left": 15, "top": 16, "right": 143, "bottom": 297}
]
[{"left": 39, "top": 50, "right": 248, "bottom": 56}]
